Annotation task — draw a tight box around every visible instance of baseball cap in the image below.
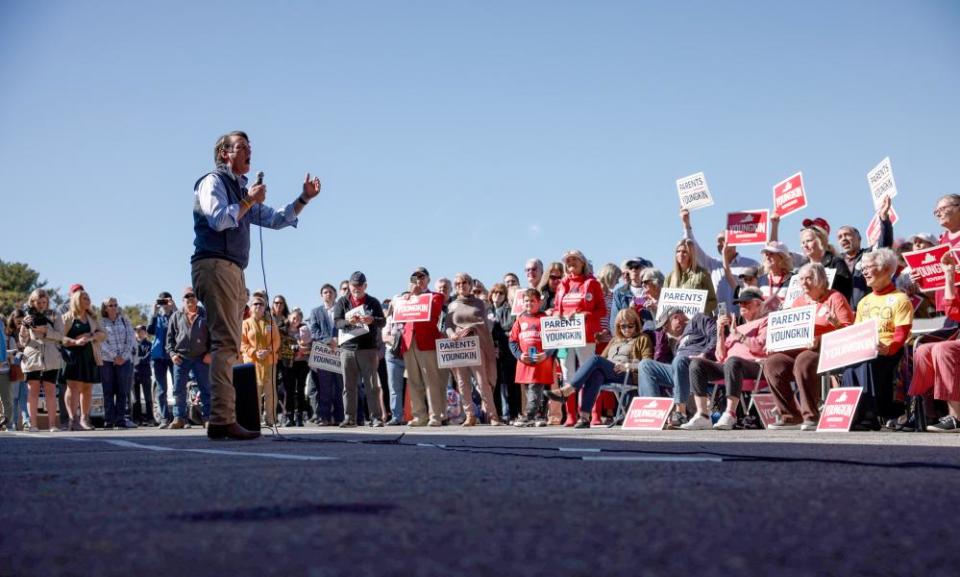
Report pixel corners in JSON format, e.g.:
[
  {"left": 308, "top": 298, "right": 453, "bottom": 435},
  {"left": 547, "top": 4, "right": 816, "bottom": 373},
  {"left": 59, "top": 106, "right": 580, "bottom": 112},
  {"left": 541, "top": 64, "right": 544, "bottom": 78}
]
[
  {"left": 738, "top": 266, "right": 760, "bottom": 279},
  {"left": 69, "top": 284, "right": 85, "bottom": 294},
  {"left": 910, "top": 232, "right": 937, "bottom": 246},
  {"left": 656, "top": 306, "right": 686, "bottom": 330},
  {"left": 733, "top": 287, "right": 765, "bottom": 304},
  {"left": 625, "top": 257, "right": 653, "bottom": 270},
  {"left": 801, "top": 217, "right": 831, "bottom": 235},
  {"left": 760, "top": 241, "right": 790, "bottom": 255},
  {"left": 350, "top": 271, "right": 367, "bottom": 285}
]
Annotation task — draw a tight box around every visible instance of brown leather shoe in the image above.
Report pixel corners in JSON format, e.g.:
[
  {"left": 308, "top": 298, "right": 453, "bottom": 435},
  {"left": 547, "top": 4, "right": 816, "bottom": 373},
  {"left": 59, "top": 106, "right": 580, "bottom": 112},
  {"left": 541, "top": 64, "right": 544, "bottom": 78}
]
[
  {"left": 206, "top": 423, "right": 260, "bottom": 440},
  {"left": 169, "top": 418, "right": 189, "bottom": 430}
]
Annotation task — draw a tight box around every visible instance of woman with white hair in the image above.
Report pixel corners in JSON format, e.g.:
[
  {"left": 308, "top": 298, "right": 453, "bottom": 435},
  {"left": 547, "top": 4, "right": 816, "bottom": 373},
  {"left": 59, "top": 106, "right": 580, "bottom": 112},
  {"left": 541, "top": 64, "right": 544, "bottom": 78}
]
[
  {"left": 763, "top": 263, "right": 854, "bottom": 430},
  {"left": 842, "top": 248, "right": 913, "bottom": 430},
  {"left": 756, "top": 241, "right": 794, "bottom": 312},
  {"left": 553, "top": 250, "right": 608, "bottom": 426}
]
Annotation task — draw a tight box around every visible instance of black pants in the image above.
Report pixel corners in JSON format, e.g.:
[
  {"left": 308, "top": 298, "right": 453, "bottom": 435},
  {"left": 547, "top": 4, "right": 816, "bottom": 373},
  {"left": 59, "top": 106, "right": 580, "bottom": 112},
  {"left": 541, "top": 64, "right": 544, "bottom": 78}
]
[
  {"left": 283, "top": 361, "right": 309, "bottom": 414},
  {"left": 690, "top": 356, "right": 762, "bottom": 400},
  {"left": 842, "top": 351, "right": 904, "bottom": 421}
]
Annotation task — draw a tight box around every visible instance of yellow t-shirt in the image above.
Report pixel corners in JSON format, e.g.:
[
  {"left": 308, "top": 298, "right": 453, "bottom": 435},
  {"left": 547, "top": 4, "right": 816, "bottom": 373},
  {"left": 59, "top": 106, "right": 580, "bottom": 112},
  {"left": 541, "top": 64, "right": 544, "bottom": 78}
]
[{"left": 854, "top": 289, "right": 913, "bottom": 346}]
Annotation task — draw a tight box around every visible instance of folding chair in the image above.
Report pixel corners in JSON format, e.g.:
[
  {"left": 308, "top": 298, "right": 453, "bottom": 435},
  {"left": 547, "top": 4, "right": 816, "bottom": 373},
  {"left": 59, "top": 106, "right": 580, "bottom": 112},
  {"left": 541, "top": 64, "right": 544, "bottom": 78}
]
[
  {"left": 600, "top": 361, "right": 640, "bottom": 427},
  {"left": 708, "top": 360, "right": 766, "bottom": 419}
]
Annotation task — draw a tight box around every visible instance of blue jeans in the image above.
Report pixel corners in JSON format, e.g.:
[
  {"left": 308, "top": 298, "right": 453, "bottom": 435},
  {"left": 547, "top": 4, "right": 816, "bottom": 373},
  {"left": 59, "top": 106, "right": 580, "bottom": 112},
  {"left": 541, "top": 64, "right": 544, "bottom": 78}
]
[
  {"left": 152, "top": 357, "right": 174, "bottom": 423},
  {"left": 312, "top": 368, "right": 344, "bottom": 423},
  {"left": 100, "top": 361, "right": 133, "bottom": 426},
  {"left": 10, "top": 380, "right": 28, "bottom": 428},
  {"left": 171, "top": 357, "right": 211, "bottom": 420},
  {"left": 638, "top": 356, "right": 692, "bottom": 405},
  {"left": 570, "top": 355, "right": 625, "bottom": 413},
  {"left": 386, "top": 354, "right": 406, "bottom": 421}
]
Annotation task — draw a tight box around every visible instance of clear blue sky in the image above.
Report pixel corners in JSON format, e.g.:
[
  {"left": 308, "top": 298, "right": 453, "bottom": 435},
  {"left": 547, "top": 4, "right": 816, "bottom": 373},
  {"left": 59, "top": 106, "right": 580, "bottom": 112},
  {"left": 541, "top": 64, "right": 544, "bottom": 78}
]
[{"left": 2, "top": 0, "right": 958, "bottom": 311}]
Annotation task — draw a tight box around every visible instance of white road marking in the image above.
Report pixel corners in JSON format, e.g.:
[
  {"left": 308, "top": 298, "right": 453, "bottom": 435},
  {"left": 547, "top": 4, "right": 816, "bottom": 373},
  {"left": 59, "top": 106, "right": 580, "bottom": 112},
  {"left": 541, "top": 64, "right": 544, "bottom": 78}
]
[
  {"left": 19, "top": 435, "right": 336, "bottom": 461},
  {"left": 582, "top": 455, "right": 723, "bottom": 463},
  {"left": 559, "top": 447, "right": 602, "bottom": 452}
]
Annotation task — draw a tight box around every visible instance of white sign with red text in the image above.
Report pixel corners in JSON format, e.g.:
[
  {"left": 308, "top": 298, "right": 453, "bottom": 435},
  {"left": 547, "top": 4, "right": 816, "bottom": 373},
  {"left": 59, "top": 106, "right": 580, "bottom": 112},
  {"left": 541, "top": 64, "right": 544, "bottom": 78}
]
[
  {"left": 622, "top": 397, "right": 674, "bottom": 430},
  {"left": 817, "top": 387, "right": 863, "bottom": 432},
  {"left": 773, "top": 172, "right": 807, "bottom": 218},
  {"left": 817, "top": 320, "right": 878, "bottom": 374},
  {"left": 677, "top": 172, "right": 714, "bottom": 211},
  {"left": 726, "top": 210, "right": 769, "bottom": 246},
  {"left": 392, "top": 294, "right": 433, "bottom": 323},
  {"left": 865, "top": 206, "right": 899, "bottom": 247},
  {"left": 511, "top": 290, "right": 526, "bottom": 316},
  {"left": 902, "top": 244, "right": 959, "bottom": 293},
  {"left": 867, "top": 157, "right": 898, "bottom": 209},
  {"left": 749, "top": 393, "right": 780, "bottom": 429}
]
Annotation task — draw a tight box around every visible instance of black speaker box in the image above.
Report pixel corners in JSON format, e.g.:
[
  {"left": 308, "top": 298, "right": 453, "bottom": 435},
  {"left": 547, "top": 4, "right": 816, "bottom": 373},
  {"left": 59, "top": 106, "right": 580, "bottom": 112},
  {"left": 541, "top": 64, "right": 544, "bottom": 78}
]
[{"left": 233, "top": 363, "right": 261, "bottom": 433}]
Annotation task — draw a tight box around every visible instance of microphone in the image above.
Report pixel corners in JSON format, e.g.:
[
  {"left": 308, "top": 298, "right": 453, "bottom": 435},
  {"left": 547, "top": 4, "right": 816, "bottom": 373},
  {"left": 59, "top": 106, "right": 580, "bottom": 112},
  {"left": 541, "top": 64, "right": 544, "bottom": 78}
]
[{"left": 255, "top": 171, "right": 264, "bottom": 186}]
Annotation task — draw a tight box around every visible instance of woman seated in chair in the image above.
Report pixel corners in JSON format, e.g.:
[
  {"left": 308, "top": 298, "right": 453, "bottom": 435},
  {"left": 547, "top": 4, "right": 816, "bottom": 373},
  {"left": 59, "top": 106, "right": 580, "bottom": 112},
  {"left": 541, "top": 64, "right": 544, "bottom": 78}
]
[
  {"left": 909, "top": 251, "right": 960, "bottom": 432},
  {"left": 842, "top": 248, "right": 914, "bottom": 430},
  {"left": 545, "top": 308, "right": 652, "bottom": 428}
]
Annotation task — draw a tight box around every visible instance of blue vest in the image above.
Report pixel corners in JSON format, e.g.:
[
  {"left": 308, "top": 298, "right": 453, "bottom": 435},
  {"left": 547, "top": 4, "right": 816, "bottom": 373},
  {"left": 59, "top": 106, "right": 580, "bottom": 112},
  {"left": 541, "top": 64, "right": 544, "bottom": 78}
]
[{"left": 192, "top": 168, "right": 251, "bottom": 269}]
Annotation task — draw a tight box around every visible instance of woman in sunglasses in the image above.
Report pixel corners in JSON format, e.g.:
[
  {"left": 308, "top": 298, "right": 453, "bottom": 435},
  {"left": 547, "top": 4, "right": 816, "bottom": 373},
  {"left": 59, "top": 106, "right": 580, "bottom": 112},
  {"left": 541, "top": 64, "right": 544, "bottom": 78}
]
[
  {"left": 100, "top": 297, "right": 137, "bottom": 429},
  {"left": 545, "top": 308, "right": 653, "bottom": 428}
]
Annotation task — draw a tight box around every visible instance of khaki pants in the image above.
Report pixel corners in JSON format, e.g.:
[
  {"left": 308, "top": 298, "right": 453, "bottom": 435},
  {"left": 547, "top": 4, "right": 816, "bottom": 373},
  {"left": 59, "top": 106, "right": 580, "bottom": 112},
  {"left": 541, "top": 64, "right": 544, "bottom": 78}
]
[
  {"left": 255, "top": 362, "right": 277, "bottom": 426},
  {"left": 340, "top": 348, "right": 382, "bottom": 423},
  {"left": 192, "top": 258, "right": 245, "bottom": 427},
  {"left": 403, "top": 342, "right": 446, "bottom": 423},
  {"left": 451, "top": 353, "right": 498, "bottom": 419}
]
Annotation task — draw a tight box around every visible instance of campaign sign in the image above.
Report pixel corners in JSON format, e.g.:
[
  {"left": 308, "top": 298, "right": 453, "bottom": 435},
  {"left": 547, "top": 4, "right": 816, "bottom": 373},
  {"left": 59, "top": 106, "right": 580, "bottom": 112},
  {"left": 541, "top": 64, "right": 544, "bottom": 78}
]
[
  {"left": 773, "top": 172, "right": 807, "bottom": 218},
  {"left": 676, "top": 172, "right": 714, "bottom": 211},
  {"left": 392, "top": 294, "right": 433, "bottom": 323},
  {"left": 766, "top": 305, "right": 816, "bottom": 352},
  {"left": 864, "top": 206, "right": 899, "bottom": 247},
  {"left": 510, "top": 290, "right": 526, "bottom": 316},
  {"left": 540, "top": 314, "right": 586, "bottom": 349},
  {"left": 867, "top": 156, "right": 897, "bottom": 209},
  {"left": 436, "top": 336, "right": 482, "bottom": 369},
  {"left": 903, "top": 244, "right": 958, "bottom": 293},
  {"left": 783, "top": 268, "right": 837, "bottom": 308},
  {"left": 655, "top": 288, "right": 708, "bottom": 321},
  {"left": 308, "top": 342, "right": 343, "bottom": 374},
  {"left": 726, "top": 210, "right": 769, "bottom": 246},
  {"left": 338, "top": 305, "right": 370, "bottom": 344},
  {"left": 621, "top": 397, "right": 674, "bottom": 431},
  {"left": 748, "top": 393, "right": 780, "bottom": 429},
  {"left": 816, "top": 387, "right": 863, "bottom": 432},
  {"left": 816, "top": 320, "right": 878, "bottom": 374}
]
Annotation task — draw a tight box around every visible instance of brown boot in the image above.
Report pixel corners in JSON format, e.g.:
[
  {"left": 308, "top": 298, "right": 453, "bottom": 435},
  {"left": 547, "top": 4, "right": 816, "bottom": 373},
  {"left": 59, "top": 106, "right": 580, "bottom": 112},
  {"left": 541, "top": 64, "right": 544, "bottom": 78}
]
[{"left": 169, "top": 417, "right": 189, "bottom": 430}]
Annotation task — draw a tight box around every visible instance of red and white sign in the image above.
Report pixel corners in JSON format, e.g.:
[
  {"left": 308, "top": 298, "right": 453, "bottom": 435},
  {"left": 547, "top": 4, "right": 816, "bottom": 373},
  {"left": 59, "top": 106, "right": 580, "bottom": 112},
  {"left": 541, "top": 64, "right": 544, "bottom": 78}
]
[
  {"left": 510, "top": 290, "right": 526, "bottom": 316},
  {"left": 816, "top": 320, "right": 878, "bottom": 374},
  {"left": 725, "top": 210, "right": 769, "bottom": 246},
  {"left": 392, "top": 294, "right": 433, "bottom": 323},
  {"left": 903, "top": 244, "right": 959, "bottom": 293},
  {"left": 865, "top": 206, "right": 899, "bottom": 247},
  {"left": 772, "top": 172, "right": 807, "bottom": 218},
  {"left": 621, "top": 397, "right": 674, "bottom": 431},
  {"left": 816, "top": 387, "right": 863, "bottom": 432},
  {"left": 749, "top": 393, "right": 780, "bottom": 429}
]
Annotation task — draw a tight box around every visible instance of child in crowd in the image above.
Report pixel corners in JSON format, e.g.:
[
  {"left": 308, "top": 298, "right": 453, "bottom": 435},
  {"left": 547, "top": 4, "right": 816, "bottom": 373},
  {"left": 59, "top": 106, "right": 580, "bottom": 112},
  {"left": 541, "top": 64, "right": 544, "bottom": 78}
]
[
  {"left": 132, "top": 324, "right": 156, "bottom": 425},
  {"left": 509, "top": 289, "right": 557, "bottom": 427}
]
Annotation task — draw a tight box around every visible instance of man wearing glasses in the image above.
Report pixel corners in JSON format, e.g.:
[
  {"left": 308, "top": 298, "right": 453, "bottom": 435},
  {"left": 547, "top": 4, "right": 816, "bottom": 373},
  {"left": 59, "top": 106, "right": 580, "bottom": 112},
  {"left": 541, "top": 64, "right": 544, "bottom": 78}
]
[
  {"left": 191, "top": 130, "right": 321, "bottom": 440},
  {"left": 165, "top": 288, "right": 212, "bottom": 430}
]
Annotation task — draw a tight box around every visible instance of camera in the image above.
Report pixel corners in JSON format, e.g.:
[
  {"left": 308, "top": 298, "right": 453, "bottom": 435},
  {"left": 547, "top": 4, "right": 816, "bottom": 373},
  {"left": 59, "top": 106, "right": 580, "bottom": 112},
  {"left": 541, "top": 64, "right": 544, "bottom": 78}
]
[
  {"left": 23, "top": 306, "right": 51, "bottom": 328},
  {"left": 156, "top": 298, "right": 169, "bottom": 306}
]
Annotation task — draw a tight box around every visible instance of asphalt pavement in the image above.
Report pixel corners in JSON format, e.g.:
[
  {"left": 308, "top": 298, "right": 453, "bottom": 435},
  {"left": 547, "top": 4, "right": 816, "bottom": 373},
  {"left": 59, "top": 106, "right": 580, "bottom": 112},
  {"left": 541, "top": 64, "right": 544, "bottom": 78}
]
[{"left": 2, "top": 426, "right": 958, "bottom": 577}]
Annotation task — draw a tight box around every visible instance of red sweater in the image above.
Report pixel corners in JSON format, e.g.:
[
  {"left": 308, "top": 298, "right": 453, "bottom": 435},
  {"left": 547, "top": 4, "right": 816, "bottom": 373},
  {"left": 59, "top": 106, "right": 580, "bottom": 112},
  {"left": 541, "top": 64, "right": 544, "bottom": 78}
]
[
  {"left": 555, "top": 274, "right": 607, "bottom": 344},
  {"left": 400, "top": 291, "right": 446, "bottom": 353}
]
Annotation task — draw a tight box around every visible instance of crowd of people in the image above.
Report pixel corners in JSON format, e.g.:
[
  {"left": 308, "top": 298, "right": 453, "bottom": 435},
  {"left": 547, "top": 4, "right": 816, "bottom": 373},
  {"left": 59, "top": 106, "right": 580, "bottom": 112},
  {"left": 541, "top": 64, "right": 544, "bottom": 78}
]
[{"left": 2, "top": 193, "right": 959, "bottom": 434}]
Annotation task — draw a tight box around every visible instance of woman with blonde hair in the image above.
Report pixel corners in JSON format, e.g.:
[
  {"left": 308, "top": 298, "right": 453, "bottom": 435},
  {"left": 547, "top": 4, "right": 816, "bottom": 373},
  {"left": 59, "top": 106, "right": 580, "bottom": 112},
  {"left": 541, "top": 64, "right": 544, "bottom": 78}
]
[
  {"left": 546, "top": 308, "right": 653, "bottom": 428},
  {"left": 61, "top": 290, "right": 106, "bottom": 430},
  {"left": 443, "top": 272, "right": 502, "bottom": 426},
  {"left": 665, "top": 239, "right": 718, "bottom": 316},
  {"left": 19, "top": 289, "right": 65, "bottom": 431},
  {"left": 770, "top": 216, "right": 853, "bottom": 304}
]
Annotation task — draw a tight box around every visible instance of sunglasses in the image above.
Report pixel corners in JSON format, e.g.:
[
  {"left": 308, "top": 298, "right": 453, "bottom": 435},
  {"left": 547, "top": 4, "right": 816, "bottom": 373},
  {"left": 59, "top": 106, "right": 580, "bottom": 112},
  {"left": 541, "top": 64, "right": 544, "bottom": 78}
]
[
  {"left": 549, "top": 275, "right": 563, "bottom": 280},
  {"left": 106, "top": 304, "right": 118, "bottom": 308},
  {"left": 618, "top": 323, "right": 637, "bottom": 329},
  {"left": 183, "top": 294, "right": 196, "bottom": 299},
  {"left": 251, "top": 302, "right": 265, "bottom": 307}
]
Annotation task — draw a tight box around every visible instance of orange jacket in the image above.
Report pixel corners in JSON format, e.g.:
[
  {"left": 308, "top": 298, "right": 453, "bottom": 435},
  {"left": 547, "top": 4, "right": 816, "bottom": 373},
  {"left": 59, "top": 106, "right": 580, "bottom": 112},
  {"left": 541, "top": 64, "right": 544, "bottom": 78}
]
[{"left": 241, "top": 317, "right": 280, "bottom": 366}]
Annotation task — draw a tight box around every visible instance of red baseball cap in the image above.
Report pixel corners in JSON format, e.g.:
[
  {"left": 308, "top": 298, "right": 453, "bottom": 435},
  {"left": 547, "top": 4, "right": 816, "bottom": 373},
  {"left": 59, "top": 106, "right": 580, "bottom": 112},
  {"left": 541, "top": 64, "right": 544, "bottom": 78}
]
[
  {"left": 69, "top": 283, "right": 85, "bottom": 294},
  {"left": 801, "top": 217, "right": 830, "bottom": 235}
]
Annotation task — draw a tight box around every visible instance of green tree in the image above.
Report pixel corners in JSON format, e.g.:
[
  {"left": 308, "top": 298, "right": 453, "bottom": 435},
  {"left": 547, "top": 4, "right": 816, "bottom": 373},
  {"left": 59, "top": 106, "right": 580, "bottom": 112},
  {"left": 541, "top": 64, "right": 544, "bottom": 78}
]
[
  {"left": 122, "top": 304, "right": 150, "bottom": 328},
  {"left": 0, "top": 260, "right": 47, "bottom": 315}
]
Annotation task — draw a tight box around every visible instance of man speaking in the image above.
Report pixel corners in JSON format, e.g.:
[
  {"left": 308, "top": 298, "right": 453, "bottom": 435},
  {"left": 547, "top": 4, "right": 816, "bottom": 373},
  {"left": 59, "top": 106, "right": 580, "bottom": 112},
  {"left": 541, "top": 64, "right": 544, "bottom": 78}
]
[{"left": 192, "top": 130, "right": 321, "bottom": 440}]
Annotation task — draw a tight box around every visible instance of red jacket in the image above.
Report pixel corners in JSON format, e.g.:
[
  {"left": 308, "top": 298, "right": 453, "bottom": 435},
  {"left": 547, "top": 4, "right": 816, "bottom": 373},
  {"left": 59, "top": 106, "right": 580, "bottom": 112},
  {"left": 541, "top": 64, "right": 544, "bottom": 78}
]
[
  {"left": 554, "top": 274, "right": 607, "bottom": 344},
  {"left": 509, "top": 312, "right": 556, "bottom": 385},
  {"left": 401, "top": 291, "right": 446, "bottom": 353}
]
